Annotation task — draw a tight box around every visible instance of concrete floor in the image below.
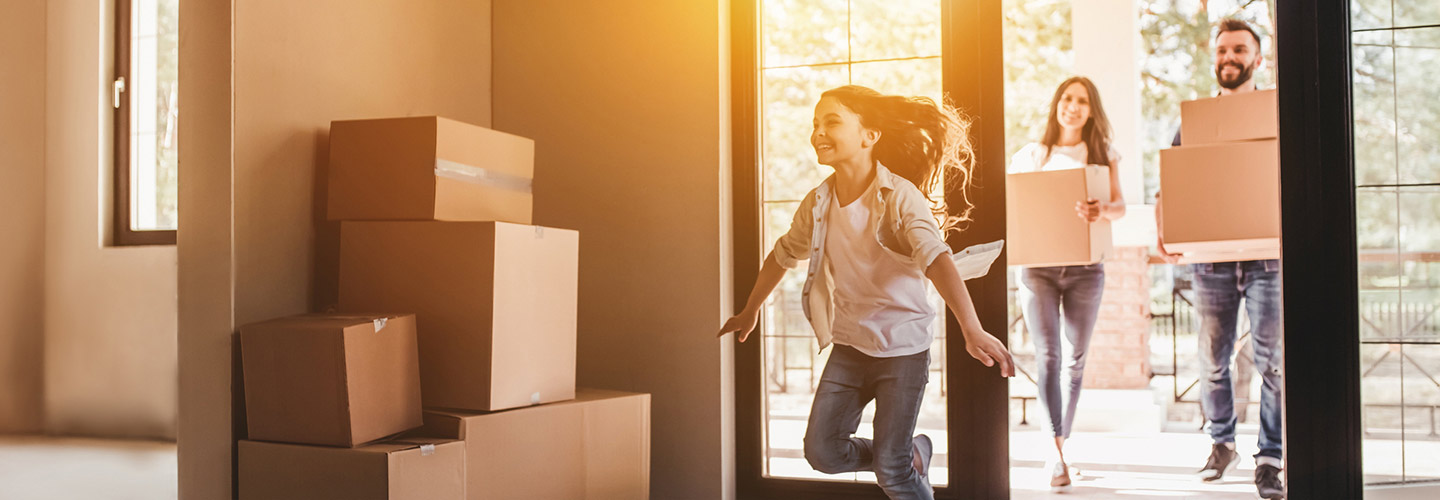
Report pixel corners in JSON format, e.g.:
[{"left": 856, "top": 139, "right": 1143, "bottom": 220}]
[
  {"left": 0, "top": 435, "right": 176, "bottom": 500},
  {"left": 1, "top": 433, "right": 1437, "bottom": 499}
]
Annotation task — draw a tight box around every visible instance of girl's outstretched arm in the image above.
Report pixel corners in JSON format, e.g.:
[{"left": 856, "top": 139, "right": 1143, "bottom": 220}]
[
  {"left": 925, "top": 254, "right": 1016, "bottom": 377},
  {"left": 716, "top": 251, "right": 788, "bottom": 342}
]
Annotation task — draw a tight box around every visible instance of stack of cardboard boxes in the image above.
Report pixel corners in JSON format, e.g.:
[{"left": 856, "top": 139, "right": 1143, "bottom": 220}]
[
  {"left": 237, "top": 116, "right": 650, "bottom": 499},
  {"left": 1160, "top": 90, "right": 1281, "bottom": 263}
]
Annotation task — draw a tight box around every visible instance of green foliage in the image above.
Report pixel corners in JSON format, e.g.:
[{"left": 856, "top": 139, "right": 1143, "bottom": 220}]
[
  {"left": 154, "top": 0, "right": 180, "bottom": 229},
  {"left": 1001, "top": 0, "right": 1072, "bottom": 162},
  {"left": 1137, "top": 0, "right": 1274, "bottom": 203}
]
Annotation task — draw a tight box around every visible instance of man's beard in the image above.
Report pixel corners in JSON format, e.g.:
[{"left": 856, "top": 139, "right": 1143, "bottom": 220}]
[{"left": 1215, "top": 60, "right": 1256, "bottom": 90}]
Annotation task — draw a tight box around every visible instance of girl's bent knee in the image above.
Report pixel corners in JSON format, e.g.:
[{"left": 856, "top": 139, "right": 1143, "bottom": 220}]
[{"left": 803, "top": 441, "right": 849, "bottom": 474}]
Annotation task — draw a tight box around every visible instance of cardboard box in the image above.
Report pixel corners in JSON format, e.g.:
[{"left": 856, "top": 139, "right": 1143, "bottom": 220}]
[
  {"left": 328, "top": 116, "right": 534, "bottom": 223},
  {"left": 418, "top": 388, "right": 650, "bottom": 500},
  {"left": 1179, "top": 89, "right": 1277, "bottom": 144},
  {"left": 1160, "top": 139, "right": 1280, "bottom": 255},
  {"left": 1175, "top": 246, "right": 1280, "bottom": 264},
  {"left": 1006, "top": 166, "right": 1112, "bottom": 267},
  {"left": 339, "top": 221, "right": 578, "bottom": 411},
  {"left": 239, "top": 437, "right": 464, "bottom": 500},
  {"left": 240, "top": 314, "right": 423, "bottom": 447}
]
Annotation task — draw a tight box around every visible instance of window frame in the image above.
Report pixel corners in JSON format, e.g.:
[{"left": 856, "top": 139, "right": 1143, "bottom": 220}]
[
  {"left": 731, "top": 1, "right": 1010, "bottom": 498},
  {"left": 113, "top": 0, "right": 177, "bottom": 246},
  {"left": 1276, "top": 0, "right": 1364, "bottom": 497},
  {"left": 734, "top": 1, "right": 1369, "bottom": 497}
]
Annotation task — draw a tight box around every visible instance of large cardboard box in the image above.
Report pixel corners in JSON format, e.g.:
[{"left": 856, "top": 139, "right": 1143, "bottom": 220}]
[
  {"left": 239, "top": 437, "right": 464, "bottom": 500},
  {"left": 1006, "top": 166, "right": 1112, "bottom": 267},
  {"left": 240, "top": 314, "right": 423, "bottom": 447},
  {"left": 339, "top": 221, "right": 578, "bottom": 411},
  {"left": 1176, "top": 246, "right": 1280, "bottom": 264},
  {"left": 419, "top": 388, "right": 650, "bottom": 500},
  {"left": 1160, "top": 139, "right": 1280, "bottom": 255},
  {"left": 1179, "top": 89, "right": 1277, "bottom": 144},
  {"left": 328, "top": 116, "right": 534, "bottom": 223}
]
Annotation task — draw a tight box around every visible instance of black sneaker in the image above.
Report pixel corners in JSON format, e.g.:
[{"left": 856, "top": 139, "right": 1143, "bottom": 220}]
[
  {"left": 1255, "top": 464, "right": 1285, "bottom": 499},
  {"left": 1198, "top": 443, "right": 1238, "bottom": 482}
]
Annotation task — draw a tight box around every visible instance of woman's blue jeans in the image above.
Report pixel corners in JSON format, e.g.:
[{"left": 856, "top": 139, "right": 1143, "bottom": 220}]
[{"left": 1018, "top": 263, "right": 1106, "bottom": 439}]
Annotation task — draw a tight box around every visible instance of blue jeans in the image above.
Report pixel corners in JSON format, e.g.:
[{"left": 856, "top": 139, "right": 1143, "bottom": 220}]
[
  {"left": 805, "top": 344, "right": 932, "bottom": 499},
  {"left": 1018, "top": 263, "right": 1106, "bottom": 439},
  {"left": 1191, "top": 259, "right": 1283, "bottom": 460}
]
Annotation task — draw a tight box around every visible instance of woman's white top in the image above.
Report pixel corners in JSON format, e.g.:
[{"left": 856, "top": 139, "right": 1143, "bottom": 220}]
[{"left": 1008, "top": 141, "right": 1120, "bottom": 173}]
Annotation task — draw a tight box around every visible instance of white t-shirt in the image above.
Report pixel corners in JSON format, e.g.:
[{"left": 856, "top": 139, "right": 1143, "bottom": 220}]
[
  {"left": 823, "top": 178, "right": 936, "bottom": 358},
  {"left": 1008, "top": 141, "right": 1120, "bottom": 174}
]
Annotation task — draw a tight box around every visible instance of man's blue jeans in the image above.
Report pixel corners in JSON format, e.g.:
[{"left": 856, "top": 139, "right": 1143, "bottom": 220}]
[
  {"left": 804, "top": 344, "right": 932, "bottom": 499},
  {"left": 1191, "top": 259, "right": 1283, "bottom": 460}
]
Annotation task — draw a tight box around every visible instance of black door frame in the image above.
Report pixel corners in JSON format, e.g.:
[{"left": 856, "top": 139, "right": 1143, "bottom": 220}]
[
  {"left": 1275, "top": 1, "right": 1364, "bottom": 498},
  {"left": 732, "top": 0, "right": 1365, "bottom": 498},
  {"left": 731, "top": 1, "right": 1009, "bottom": 498}
]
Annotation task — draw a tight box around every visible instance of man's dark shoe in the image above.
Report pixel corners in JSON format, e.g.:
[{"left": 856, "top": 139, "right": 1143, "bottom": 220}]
[
  {"left": 1255, "top": 463, "right": 1285, "bottom": 499},
  {"left": 1198, "top": 443, "right": 1238, "bottom": 482}
]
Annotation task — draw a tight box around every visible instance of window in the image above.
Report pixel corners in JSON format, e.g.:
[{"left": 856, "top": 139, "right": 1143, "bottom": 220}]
[
  {"left": 1352, "top": 0, "right": 1440, "bottom": 487},
  {"left": 113, "top": 0, "right": 179, "bottom": 246},
  {"left": 752, "top": 0, "right": 948, "bottom": 488}
]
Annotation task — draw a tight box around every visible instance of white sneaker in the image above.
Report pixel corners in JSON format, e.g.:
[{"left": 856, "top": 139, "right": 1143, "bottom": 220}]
[{"left": 1048, "top": 460, "right": 1072, "bottom": 493}]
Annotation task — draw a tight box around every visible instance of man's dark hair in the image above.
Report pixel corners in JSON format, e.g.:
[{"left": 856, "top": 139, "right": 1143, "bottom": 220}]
[{"left": 1216, "top": 18, "right": 1261, "bottom": 49}]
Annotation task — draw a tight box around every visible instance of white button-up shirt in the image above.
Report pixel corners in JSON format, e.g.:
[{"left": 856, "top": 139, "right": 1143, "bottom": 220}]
[{"left": 771, "top": 163, "right": 952, "bottom": 355}]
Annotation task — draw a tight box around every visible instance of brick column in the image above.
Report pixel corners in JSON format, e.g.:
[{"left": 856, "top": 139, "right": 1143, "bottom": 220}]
[{"left": 1084, "top": 245, "right": 1152, "bottom": 389}]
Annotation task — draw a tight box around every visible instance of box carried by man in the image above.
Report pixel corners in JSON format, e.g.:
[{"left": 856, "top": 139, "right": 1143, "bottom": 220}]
[{"left": 1160, "top": 90, "right": 1280, "bottom": 262}]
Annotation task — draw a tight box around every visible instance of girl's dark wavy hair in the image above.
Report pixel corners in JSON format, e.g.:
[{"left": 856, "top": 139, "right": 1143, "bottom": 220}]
[
  {"left": 820, "top": 85, "right": 975, "bottom": 234},
  {"left": 1040, "top": 76, "right": 1113, "bottom": 167}
]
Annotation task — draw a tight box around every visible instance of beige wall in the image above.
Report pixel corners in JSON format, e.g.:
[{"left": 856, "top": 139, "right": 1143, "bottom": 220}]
[
  {"left": 493, "top": 2, "right": 736, "bottom": 498},
  {"left": 180, "top": 0, "right": 493, "bottom": 498},
  {"left": 42, "top": 0, "right": 179, "bottom": 440},
  {"left": 0, "top": 0, "right": 48, "bottom": 434}
]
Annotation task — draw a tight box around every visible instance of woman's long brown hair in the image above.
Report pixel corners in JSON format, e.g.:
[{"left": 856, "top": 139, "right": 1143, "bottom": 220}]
[{"left": 1040, "top": 76, "right": 1113, "bottom": 167}]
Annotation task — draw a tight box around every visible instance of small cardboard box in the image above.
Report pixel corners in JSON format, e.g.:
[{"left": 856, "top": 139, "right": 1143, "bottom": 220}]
[
  {"left": 1160, "top": 139, "right": 1280, "bottom": 255},
  {"left": 419, "top": 388, "right": 650, "bottom": 500},
  {"left": 1006, "top": 166, "right": 1112, "bottom": 267},
  {"left": 1180, "top": 89, "right": 1278, "bottom": 144},
  {"left": 239, "top": 437, "right": 465, "bottom": 500},
  {"left": 328, "top": 116, "right": 534, "bottom": 223},
  {"left": 339, "top": 221, "right": 578, "bottom": 412},
  {"left": 240, "top": 314, "right": 423, "bottom": 447}
]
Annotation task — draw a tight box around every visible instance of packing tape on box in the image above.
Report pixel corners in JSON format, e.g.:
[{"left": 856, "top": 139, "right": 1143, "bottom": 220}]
[
  {"left": 373, "top": 318, "right": 387, "bottom": 332},
  {"left": 390, "top": 440, "right": 439, "bottom": 456},
  {"left": 434, "top": 158, "right": 533, "bottom": 193}
]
